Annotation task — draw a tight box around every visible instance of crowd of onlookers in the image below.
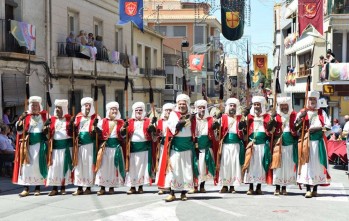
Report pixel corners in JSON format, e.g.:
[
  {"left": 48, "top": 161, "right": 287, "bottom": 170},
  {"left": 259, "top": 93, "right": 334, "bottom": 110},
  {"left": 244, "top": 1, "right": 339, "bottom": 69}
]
[{"left": 319, "top": 49, "right": 339, "bottom": 81}]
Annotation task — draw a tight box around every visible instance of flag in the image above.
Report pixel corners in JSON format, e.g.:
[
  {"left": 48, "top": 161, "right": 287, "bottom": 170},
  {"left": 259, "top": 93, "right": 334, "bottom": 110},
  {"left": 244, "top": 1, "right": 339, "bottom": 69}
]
[
  {"left": 252, "top": 54, "right": 268, "bottom": 88},
  {"left": 189, "top": 54, "right": 205, "bottom": 71},
  {"left": 298, "top": 0, "right": 323, "bottom": 36},
  {"left": 119, "top": 0, "right": 143, "bottom": 32},
  {"left": 221, "top": 0, "right": 245, "bottom": 41},
  {"left": 10, "top": 20, "right": 36, "bottom": 51}
]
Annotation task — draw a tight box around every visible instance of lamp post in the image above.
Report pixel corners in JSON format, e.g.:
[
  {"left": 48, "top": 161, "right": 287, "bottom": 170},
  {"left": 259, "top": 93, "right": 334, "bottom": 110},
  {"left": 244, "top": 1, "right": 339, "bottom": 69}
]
[{"left": 181, "top": 38, "right": 189, "bottom": 94}]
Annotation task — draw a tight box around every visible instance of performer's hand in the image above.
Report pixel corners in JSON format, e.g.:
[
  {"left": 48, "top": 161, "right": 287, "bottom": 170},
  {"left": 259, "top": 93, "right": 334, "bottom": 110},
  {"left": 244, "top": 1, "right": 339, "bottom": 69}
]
[
  {"left": 299, "top": 111, "right": 307, "bottom": 119},
  {"left": 212, "top": 121, "right": 220, "bottom": 130},
  {"left": 69, "top": 116, "right": 75, "bottom": 125},
  {"left": 215, "top": 112, "right": 223, "bottom": 119},
  {"left": 44, "top": 119, "right": 52, "bottom": 127},
  {"left": 19, "top": 112, "right": 28, "bottom": 121},
  {"left": 123, "top": 120, "right": 129, "bottom": 128},
  {"left": 243, "top": 107, "right": 250, "bottom": 117},
  {"left": 238, "top": 120, "right": 247, "bottom": 130},
  {"left": 151, "top": 117, "right": 157, "bottom": 125},
  {"left": 147, "top": 125, "right": 156, "bottom": 134},
  {"left": 271, "top": 110, "right": 277, "bottom": 119},
  {"left": 189, "top": 113, "right": 196, "bottom": 121},
  {"left": 176, "top": 120, "right": 186, "bottom": 131},
  {"left": 93, "top": 118, "right": 99, "bottom": 127}
]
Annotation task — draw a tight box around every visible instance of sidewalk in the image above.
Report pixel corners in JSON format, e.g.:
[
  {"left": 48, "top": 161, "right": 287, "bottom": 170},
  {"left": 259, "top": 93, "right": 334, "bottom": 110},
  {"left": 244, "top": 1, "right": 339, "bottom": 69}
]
[{"left": 0, "top": 176, "right": 21, "bottom": 194}]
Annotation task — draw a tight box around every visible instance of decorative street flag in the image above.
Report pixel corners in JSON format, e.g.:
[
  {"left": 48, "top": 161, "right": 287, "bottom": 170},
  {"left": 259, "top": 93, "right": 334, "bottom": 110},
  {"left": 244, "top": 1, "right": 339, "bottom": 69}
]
[
  {"left": 189, "top": 54, "right": 205, "bottom": 71},
  {"left": 252, "top": 54, "right": 268, "bottom": 88},
  {"left": 298, "top": 0, "right": 323, "bottom": 36},
  {"left": 221, "top": 0, "right": 245, "bottom": 41},
  {"left": 119, "top": 0, "right": 144, "bottom": 32},
  {"left": 10, "top": 20, "right": 36, "bottom": 51}
]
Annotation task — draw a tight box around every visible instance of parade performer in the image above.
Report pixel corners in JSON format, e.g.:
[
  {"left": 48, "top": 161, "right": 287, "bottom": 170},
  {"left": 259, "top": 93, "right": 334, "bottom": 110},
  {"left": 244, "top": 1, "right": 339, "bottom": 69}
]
[
  {"left": 295, "top": 91, "right": 331, "bottom": 198},
  {"left": 123, "top": 102, "right": 155, "bottom": 194},
  {"left": 95, "top": 102, "right": 125, "bottom": 195},
  {"left": 15, "top": 96, "right": 48, "bottom": 197},
  {"left": 72, "top": 97, "right": 99, "bottom": 195},
  {"left": 45, "top": 99, "right": 73, "bottom": 196},
  {"left": 272, "top": 97, "right": 297, "bottom": 195},
  {"left": 155, "top": 103, "right": 175, "bottom": 195}
]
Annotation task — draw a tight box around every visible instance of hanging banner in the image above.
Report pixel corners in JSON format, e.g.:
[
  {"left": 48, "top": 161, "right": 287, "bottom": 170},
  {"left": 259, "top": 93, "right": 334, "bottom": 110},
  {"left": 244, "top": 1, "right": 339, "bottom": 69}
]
[
  {"left": 189, "top": 54, "right": 205, "bottom": 71},
  {"left": 10, "top": 20, "right": 36, "bottom": 51},
  {"left": 221, "top": 0, "right": 245, "bottom": 41},
  {"left": 119, "top": 0, "right": 144, "bottom": 32},
  {"left": 298, "top": 0, "right": 323, "bottom": 36},
  {"left": 252, "top": 54, "right": 268, "bottom": 88}
]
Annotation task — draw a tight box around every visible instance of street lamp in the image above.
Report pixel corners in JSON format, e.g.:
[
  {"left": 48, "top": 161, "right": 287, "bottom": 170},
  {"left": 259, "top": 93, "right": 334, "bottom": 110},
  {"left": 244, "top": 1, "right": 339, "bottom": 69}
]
[{"left": 181, "top": 38, "right": 189, "bottom": 94}]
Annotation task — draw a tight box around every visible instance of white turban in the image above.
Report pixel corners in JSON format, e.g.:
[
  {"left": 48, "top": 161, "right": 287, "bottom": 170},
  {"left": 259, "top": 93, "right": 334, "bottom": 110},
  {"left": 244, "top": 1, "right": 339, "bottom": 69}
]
[
  {"left": 161, "top": 103, "right": 175, "bottom": 119},
  {"left": 225, "top": 98, "right": 241, "bottom": 115},
  {"left": 250, "top": 96, "right": 266, "bottom": 116},
  {"left": 106, "top": 101, "right": 121, "bottom": 119},
  {"left": 28, "top": 96, "right": 43, "bottom": 113},
  {"left": 194, "top": 99, "right": 209, "bottom": 119},
  {"left": 175, "top": 94, "right": 191, "bottom": 113},
  {"left": 307, "top": 90, "right": 320, "bottom": 109},
  {"left": 132, "top": 102, "right": 146, "bottom": 119},
  {"left": 277, "top": 97, "right": 292, "bottom": 115},
  {"left": 80, "top": 97, "right": 95, "bottom": 117},
  {"left": 54, "top": 99, "right": 69, "bottom": 116}
]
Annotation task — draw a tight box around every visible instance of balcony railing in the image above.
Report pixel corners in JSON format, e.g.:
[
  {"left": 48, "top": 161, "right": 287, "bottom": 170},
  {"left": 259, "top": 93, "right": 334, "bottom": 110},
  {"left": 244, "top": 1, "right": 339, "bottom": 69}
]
[
  {"left": 328, "top": 0, "right": 349, "bottom": 14},
  {"left": 0, "top": 19, "right": 35, "bottom": 54},
  {"left": 57, "top": 42, "right": 111, "bottom": 61},
  {"left": 139, "top": 68, "right": 166, "bottom": 77}
]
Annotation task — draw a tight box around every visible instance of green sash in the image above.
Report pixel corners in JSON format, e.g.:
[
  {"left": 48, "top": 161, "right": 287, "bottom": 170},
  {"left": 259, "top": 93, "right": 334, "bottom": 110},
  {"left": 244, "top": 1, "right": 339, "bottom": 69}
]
[
  {"left": 310, "top": 131, "right": 328, "bottom": 169},
  {"left": 249, "top": 132, "right": 270, "bottom": 173},
  {"left": 223, "top": 133, "right": 245, "bottom": 165},
  {"left": 107, "top": 138, "right": 125, "bottom": 179},
  {"left": 198, "top": 135, "right": 215, "bottom": 176},
  {"left": 171, "top": 137, "right": 199, "bottom": 177},
  {"left": 29, "top": 133, "right": 48, "bottom": 179},
  {"left": 131, "top": 141, "right": 152, "bottom": 177},
  {"left": 282, "top": 132, "right": 298, "bottom": 165},
  {"left": 78, "top": 132, "right": 96, "bottom": 164},
  {"left": 53, "top": 139, "right": 73, "bottom": 177}
]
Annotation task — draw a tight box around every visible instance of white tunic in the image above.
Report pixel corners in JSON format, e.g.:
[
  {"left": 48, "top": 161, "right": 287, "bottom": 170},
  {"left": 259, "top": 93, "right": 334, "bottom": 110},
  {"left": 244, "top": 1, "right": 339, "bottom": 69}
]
[
  {"left": 46, "top": 117, "right": 73, "bottom": 186},
  {"left": 125, "top": 120, "right": 150, "bottom": 187},
  {"left": 95, "top": 120, "right": 124, "bottom": 188}
]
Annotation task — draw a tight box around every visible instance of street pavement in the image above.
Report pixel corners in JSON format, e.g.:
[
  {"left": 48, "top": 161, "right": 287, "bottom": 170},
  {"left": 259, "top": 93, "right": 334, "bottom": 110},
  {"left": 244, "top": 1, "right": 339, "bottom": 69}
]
[{"left": 0, "top": 164, "right": 348, "bottom": 221}]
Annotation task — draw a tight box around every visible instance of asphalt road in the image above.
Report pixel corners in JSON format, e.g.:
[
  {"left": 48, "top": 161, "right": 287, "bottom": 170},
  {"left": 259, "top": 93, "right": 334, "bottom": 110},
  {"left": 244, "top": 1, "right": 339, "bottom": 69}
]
[{"left": 0, "top": 164, "right": 348, "bottom": 221}]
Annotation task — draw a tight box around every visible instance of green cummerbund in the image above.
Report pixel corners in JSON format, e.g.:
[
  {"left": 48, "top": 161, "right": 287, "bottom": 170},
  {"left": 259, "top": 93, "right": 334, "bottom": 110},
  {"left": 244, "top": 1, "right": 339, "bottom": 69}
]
[
  {"left": 223, "top": 133, "right": 240, "bottom": 144},
  {"left": 249, "top": 132, "right": 267, "bottom": 145},
  {"left": 29, "top": 133, "right": 46, "bottom": 145},
  {"left": 78, "top": 132, "right": 94, "bottom": 145},
  {"left": 171, "top": 136, "right": 194, "bottom": 152},
  {"left": 198, "top": 135, "right": 212, "bottom": 150},
  {"left": 53, "top": 139, "right": 73, "bottom": 149},
  {"left": 106, "top": 138, "right": 121, "bottom": 148},
  {"left": 131, "top": 141, "right": 151, "bottom": 153}
]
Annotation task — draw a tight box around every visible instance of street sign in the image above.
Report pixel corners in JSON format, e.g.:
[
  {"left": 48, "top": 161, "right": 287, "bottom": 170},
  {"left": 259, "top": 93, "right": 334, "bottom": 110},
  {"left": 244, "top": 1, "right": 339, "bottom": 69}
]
[{"left": 323, "top": 85, "right": 334, "bottom": 95}]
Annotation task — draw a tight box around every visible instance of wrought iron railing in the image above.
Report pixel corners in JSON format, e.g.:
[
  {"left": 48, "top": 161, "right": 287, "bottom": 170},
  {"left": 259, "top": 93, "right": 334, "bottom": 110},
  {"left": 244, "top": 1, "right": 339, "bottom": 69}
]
[{"left": 139, "top": 68, "right": 166, "bottom": 76}]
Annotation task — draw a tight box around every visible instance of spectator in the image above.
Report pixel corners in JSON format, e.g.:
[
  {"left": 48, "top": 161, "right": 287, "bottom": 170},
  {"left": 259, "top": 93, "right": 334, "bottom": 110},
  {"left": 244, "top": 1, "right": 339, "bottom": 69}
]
[
  {"left": 87, "top": 33, "right": 94, "bottom": 46},
  {"left": 319, "top": 55, "right": 327, "bottom": 81},
  {"left": 2, "top": 108, "right": 10, "bottom": 125},
  {"left": 66, "top": 32, "right": 76, "bottom": 57},
  {"left": 0, "top": 124, "right": 15, "bottom": 177},
  {"left": 326, "top": 49, "right": 337, "bottom": 63},
  {"left": 342, "top": 115, "right": 349, "bottom": 172},
  {"left": 76, "top": 30, "right": 88, "bottom": 46},
  {"left": 94, "top": 35, "right": 106, "bottom": 50},
  {"left": 331, "top": 118, "right": 342, "bottom": 140}
]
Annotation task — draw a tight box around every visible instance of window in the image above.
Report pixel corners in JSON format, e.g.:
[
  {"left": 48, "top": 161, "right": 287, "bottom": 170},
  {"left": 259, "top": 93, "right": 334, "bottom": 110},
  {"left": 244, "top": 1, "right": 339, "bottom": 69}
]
[
  {"left": 194, "top": 25, "right": 205, "bottom": 44},
  {"left": 115, "top": 90, "right": 124, "bottom": 119},
  {"left": 158, "top": 26, "right": 186, "bottom": 37},
  {"left": 94, "top": 18, "right": 103, "bottom": 37},
  {"left": 298, "top": 52, "right": 311, "bottom": 77},
  {"left": 68, "top": 10, "right": 79, "bottom": 35}
]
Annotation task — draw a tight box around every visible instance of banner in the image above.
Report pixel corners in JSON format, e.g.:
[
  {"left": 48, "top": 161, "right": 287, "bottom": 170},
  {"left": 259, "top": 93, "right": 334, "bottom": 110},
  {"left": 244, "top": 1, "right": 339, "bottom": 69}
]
[
  {"left": 328, "top": 63, "right": 349, "bottom": 80},
  {"left": 10, "top": 20, "right": 36, "bottom": 51},
  {"left": 221, "top": 0, "right": 245, "bottom": 41},
  {"left": 298, "top": 0, "right": 323, "bottom": 36},
  {"left": 252, "top": 54, "right": 268, "bottom": 88},
  {"left": 189, "top": 54, "right": 205, "bottom": 71},
  {"left": 119, "top": 0, "right": 144, "bottom": 32}
]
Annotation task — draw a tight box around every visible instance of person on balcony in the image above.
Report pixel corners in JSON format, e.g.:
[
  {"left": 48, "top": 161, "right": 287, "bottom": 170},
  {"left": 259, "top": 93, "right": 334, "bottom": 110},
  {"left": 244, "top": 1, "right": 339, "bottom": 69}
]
[{"left": 66, "top": 32, "right": 76, "bottom": 57}]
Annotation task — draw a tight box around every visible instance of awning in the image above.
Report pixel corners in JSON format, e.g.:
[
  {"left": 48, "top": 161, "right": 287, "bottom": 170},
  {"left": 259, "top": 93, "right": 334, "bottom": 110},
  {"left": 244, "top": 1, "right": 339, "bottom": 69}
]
[
  {"left": 285, "top": 0, "right": 298, "bottom": 19},
  {"left": 284, "top": 81, "right": 306, "bottom": 93},
  {"left": 285, "top": 36, "right": 315, "bottom": 55}
]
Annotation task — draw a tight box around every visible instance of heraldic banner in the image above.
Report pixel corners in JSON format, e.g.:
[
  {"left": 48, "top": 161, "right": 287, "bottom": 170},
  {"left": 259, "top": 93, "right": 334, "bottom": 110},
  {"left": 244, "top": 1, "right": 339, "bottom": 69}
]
[
  {"left": 119, "top": 0, "right": 143, "bottom": 32},
  {"left": 221, "top": 0, "right": 245, "bottom": 41},
  {"left": 252, "top": 54, "right": 268, "bottom": 88},
  {"left": 298, "top": 0, "right": 323, "bottom": 36},
  {"left": 189, "top": 54, "right": 205, "bottom": 71}
]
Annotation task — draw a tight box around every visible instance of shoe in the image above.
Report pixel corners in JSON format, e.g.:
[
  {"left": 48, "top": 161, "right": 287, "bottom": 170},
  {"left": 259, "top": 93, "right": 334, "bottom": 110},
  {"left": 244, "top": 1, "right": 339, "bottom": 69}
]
[
  {"left": 138, "top": 187, "right": 144, "bottom": 194},
  {"left": 126, "top": 188, "right": 137, "bottom": 195},
  {"left": 180, "top": 194, "right": 188, "bottom": 201},
  {"left": 255, "top": 189, "right": 263, "bottom": 195},
  {"left": 97, "top": 189, "right": 105, "bottom": 196},
  {"left": 187, "top": 189, "right": 198, "bottom": 194},
  {"left": 311, "top": 191, "right": 318, "bottom": 197},
  {"left": 229, "top": 187, "right": 236, "bottom": 194},
  {"left": 158, "top": 190, "right": 164, "bottom": 195},
  {"left": 34, "top": 190, "right": 40, "bottom": 196},
  {"left": 305, "top": 191, "right": 312, "bottom": 198},
  {"left": 109, "top": 188, "right": 115, "bottom": 194},
  {"left": 274, "top": 190, "right": 280, "bottom": 196},
  {"left": 48, "top": 190, "right": 58, "bottom": 196},
  {"left": 83, "top": 188, "right": 92, "bottom": 195},
  {"left": 199, "top": 188, "right": 206, "bottom": 193},
  {"left": 72, "top": 189, "right": 83, "bottom": 196},
  {"left": 246, "top": 189, "right": 254, "bottom": 195},
  {"left": 61, "top": 189, "right": 66, "bottom": 195},
  {"left": 19, "top": 190, "right": 29, "bottom": 197},
  {"left": 165, "top": 194, "right": 176, "bottom": 202},
  {"left": 220, "top": 186, "right": 228, "bottom": 193},
  {"left": 282, "top": 189, "right": 287, "bottom": 195}
]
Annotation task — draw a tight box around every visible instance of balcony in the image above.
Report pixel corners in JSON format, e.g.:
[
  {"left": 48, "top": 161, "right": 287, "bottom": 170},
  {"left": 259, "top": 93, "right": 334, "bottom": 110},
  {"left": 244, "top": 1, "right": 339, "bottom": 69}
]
[
  {"left": 57, "top": 42, "right": 110, "bottom": 62},
  {"left": 139, "top": 68, "right": 166, "bottom": 77},
  {"left": 328, "top": 0, "right": 349, "bottom": 15},
  {"left": 0, "top": 19, "right": 35, "bottom": 55}
]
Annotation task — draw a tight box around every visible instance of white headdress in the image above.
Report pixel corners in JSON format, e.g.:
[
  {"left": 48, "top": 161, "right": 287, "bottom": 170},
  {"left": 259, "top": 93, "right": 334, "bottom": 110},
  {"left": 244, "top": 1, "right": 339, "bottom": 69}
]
[
  {"left": 160, "top": 103, "right": 175, "bottom": 119},
  {"left": 106, "top": 101, "right": 121, "bottom": 119},
  {"left": 80, "top": 97, "right": 95, "bottom": 117},
  {"left": 132, "top": 102, "right": 146, "bottom": 119},
  {"left": 175, "top": 94, "right": 191, "bottom": 113},
  {"left": 250, "top": 96, "right": 266, "bottom": 116},
  {"left": 54, "top": 99, "right": 69, "bottom": 116},
  {"left": 225, "top": 98, "right": 241, "bottom": 115},
  {"left": 276, "top": 97, "right": 293, "bottom": 115},
  {"left": 194, "top": 99, "right": 209, "bottom": 119},
  {"left": 307, "top": 90, "right": 320, "bottom": 109},
  {"left": 28, "top": 96, "right": 43, "bottom": 113}
]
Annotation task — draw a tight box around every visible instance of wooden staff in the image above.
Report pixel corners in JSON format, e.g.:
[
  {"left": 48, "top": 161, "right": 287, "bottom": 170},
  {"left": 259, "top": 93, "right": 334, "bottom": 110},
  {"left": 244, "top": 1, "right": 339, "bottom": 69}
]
[
  {"left": 94, "top": 59, "right": 99, "bottom": 153},
  {"left": 46, "top": 74, "right": 53, "bottom": 166},
  {"left": 216, "top": 53, "right": 225, "bottom": 173},
  {"left": 71, "top": 61, "right": 78, "bottom": 167}
]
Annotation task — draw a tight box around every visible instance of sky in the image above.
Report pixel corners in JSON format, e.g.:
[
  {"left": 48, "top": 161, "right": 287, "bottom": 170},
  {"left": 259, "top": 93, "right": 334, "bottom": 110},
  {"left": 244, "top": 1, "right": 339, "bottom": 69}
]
[{"left": 212, "top": 0, "right": 279, "bottom": 68}]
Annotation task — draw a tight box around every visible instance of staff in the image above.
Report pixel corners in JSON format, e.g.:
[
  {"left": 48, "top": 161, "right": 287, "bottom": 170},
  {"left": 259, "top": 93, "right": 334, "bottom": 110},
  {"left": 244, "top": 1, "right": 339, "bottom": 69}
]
[
  {"left": 94, "top": 59, "right": 99, "bottom": 154},
  {"left": 71, "top": 61, "right": 78, "bottom": 167},
  {"left": 216, "top": 53, "right": 225, "bottom": 175},
  {"left": 46, "top": 73, "right": 53, "bottom": 166}
]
